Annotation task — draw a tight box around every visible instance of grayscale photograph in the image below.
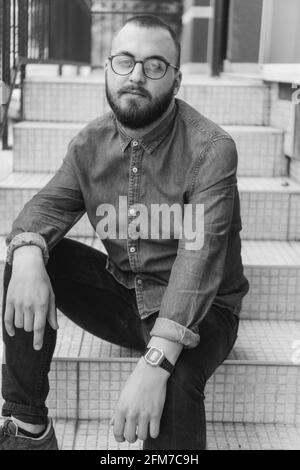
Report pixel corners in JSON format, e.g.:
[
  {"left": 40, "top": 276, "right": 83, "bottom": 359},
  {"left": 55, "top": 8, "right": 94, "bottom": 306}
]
[{"left": 0, "top": 0, "right": 299, "bottom": 452}]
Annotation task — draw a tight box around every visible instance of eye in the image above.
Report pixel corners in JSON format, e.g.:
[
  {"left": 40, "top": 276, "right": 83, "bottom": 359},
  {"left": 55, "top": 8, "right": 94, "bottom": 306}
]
[
  {"left": 115, "top": 56, "right": 134, "bottom": 67},
  {"left": 145, "top": 59, "right": 165, "bottom": 72}
]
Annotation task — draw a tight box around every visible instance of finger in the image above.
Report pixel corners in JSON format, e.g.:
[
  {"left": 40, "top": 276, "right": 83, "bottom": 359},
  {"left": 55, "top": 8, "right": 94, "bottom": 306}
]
[
  {"left": 47, "top": 294, "right": 59, "bottom": 330},
  {"left": 23, "top": 305, "right": 34, "bottom": 332},
  {"left": 33, "top": 308, "right": 47, "bottom": 351},
  {"left": 14, "top": 302, "right": 24, "bottom": 329},
  {"left": 124, "top": 416, "right": 138, "bottom": 443},
  {"left": 113, "top": 412, "right": 126, "bottom": 443},
  {"left": 4, "top": 299, "right": 15, "bottom": 337},
  {"left": 137, "top": 416, "right": 149, "bottom": 441},
  {"left": 149, "top": 416, "right": 161, "bottom": 439}
]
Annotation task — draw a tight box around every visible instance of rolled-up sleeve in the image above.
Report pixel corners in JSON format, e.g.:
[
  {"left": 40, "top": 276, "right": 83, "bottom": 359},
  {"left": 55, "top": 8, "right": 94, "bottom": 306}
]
[
  {"left": 6, "top": 137, "right": 85, "bottom": 254},
  {"left": 150, "top": 137, "right": 238, "bottom": 348}
]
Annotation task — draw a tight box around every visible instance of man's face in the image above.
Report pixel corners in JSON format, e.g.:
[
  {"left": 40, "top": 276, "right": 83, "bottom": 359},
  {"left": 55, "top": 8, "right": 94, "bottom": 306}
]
[{"left": 105, "top": 24, "right": 182, "bottom": 129}]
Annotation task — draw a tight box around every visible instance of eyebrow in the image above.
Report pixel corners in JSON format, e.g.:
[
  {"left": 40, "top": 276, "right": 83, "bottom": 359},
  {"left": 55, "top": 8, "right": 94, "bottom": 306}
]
[{"left": 113, "top": 51, "right": 169, "bottom": 63}]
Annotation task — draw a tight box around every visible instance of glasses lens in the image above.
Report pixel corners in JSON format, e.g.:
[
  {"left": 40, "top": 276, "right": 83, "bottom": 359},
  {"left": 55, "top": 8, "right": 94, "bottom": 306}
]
[
  {"left": 144, "top": 59, "right": 167, "bottom": 79},
  {"left": 112, "top": 55, "right": 134, "bottom": 75}
]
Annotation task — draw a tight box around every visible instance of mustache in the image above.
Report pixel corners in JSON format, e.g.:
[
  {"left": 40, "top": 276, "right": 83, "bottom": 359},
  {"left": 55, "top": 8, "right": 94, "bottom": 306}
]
[{"left": 118, "top": 86, "right": 151, "bottom": 99}]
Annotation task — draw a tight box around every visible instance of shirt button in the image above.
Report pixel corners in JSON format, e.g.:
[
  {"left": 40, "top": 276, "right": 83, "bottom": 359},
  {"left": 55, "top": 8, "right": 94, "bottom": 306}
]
[
  {"left": 132, "top": 140, "right": 139, "bottom": 147},
  {"left": 129, "top": 207, "right": 136, "bottom": 216},
  {"left": 137, "top": 278, "right": 143, "bottom": 285},
  {"left": 132, "top": 167, "right": 138, "bottom": 174},
  {"left": 129, "top": 246, "right": 136, "bottom": 253}
]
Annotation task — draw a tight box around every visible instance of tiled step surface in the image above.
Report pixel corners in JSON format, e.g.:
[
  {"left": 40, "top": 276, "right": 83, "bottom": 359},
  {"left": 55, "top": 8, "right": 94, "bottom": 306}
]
[
  {"left": 13, "top": 121, "right": 285, "bottom": 177},
  {"left": 45, "top": 419, "right": 300, "bottom": 450},
  {"left": 13, "top": 122, "right": 85, "bottom": 173},
  {"left": 23, "top": 76, "right": 269, "bottom": 125},
  {"left": 241, "top": 241, "right": 300, "bottom": 320},
  {"left": 1, "top": 236, "right": 300, "bottom": 322},
  {"left": 0, "top": 174, "right": 300, "bottom": 240},
  {"left": 1, "top": 318, "right": 300, "bottom": 425},
  {"left": 14, "top": 317, "right": 298, "bottom": 424},
  {"left": 238, "top": 177, "right": 300, "bottom": 241},
  {"left": 1, "top": 233, "right": 300, "bottom": 321},
  {"left": 291, "top": 158, "right": 300, "bottom": 184},
  {"left": 1, "top": 417, "right": 299, "bottom": 450}
]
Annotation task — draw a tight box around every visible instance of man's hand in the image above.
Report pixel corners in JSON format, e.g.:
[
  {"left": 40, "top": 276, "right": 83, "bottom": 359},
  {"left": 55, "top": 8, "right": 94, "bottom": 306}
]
[
  {"left": 4, "top": 245, "right": 59, "bottom": 350},
  {"left": 112, "top": 358, "right": 169, "bottom": 443},
  {"left": 112, "top": 336, "right": 183, "bottom": 443}
]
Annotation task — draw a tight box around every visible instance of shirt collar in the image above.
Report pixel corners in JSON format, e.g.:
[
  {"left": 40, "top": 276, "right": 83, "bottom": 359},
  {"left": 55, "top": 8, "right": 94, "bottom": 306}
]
[{"left": 115, "top": 101, "right": 177, "bottom": 155}]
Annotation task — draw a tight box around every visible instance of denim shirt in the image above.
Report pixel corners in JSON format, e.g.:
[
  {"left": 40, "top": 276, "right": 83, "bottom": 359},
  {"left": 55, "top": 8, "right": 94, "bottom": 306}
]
[{"left": 6, "top": 98, "right": 249, "bottom": 348}]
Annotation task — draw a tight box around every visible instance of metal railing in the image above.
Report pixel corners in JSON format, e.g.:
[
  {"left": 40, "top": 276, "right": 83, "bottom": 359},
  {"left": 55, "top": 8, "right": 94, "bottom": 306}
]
[{"left": 1, "top": 0, "right": 91, "bottom": 149}]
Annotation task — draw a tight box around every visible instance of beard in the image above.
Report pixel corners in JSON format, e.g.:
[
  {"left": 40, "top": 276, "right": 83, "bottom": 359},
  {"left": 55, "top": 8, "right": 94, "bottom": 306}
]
[{"left": 105, "top": 79, "right": 176, "bottom": 129}]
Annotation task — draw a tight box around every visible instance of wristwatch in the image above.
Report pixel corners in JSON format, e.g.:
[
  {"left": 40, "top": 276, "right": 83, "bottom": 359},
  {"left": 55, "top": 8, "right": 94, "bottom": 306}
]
[{"left": 143, "top": 347, "right": 175, "bottom": 374}]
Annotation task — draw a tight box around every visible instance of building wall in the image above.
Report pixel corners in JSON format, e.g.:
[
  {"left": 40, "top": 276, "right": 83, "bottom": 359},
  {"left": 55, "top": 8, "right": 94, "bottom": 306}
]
[
  {"left": 91, "top": 0, "right": 183, "bottom": 67},
  {"left": 181, "top": 0, "right": 212, "bottom": 65},
  {"left": 261, "top": 0, "right": 300, "bottom": 63},
  {"left": 226, "top": 0, "right": 262, "bottom": 63}
]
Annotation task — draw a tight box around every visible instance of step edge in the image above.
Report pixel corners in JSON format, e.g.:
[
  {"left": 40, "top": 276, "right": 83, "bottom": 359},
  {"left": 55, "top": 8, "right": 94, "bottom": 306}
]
[{"left": 52, "top": 355, "right": 299, "bottom": 368}]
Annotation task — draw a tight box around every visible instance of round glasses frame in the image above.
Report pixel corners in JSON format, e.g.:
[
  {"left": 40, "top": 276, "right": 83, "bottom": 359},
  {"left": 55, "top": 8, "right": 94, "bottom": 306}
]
[{"left": 108, "top": 54, "right": 179, "bottom": 80}]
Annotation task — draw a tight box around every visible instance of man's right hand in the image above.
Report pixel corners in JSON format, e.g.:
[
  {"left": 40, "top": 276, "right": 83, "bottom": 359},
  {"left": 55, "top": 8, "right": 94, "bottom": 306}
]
[{"left": 4, "top": 245, "right": 59, "bottom": 350}]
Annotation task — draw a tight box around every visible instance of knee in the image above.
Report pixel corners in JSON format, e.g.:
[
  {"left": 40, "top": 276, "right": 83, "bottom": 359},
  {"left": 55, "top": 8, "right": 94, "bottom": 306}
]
[
  {"left": 46, "top": 238, "right": 73, "bottom": 277},
  {"left": 169, "top": 359, "right": 206, "bottom": 401},
  {"left": 45, "top": 239, "right": 67, "bottom": 282}
]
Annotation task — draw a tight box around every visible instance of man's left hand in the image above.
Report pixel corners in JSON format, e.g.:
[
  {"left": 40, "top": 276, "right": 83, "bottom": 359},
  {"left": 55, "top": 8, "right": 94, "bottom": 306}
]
[{"left": 111, "top": 358, "right": 170, "bottom": 443}]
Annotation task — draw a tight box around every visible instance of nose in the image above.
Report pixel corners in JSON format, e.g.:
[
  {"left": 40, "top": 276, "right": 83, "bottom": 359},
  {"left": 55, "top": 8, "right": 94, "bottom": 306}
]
[{"left": 129, "top": 62, "right": 146, "bottom": 84}]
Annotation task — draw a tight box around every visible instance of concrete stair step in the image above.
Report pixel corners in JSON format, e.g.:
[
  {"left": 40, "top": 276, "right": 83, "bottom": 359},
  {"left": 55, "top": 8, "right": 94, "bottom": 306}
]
[
  {"left": 241, "top": 241, "right": 300, "bottom": 321},
  {"left": 1, "top": 318, "right": 300, "bottom": 424},
  {"left": 70, "top": 237, "right": 300, "bottom": 322},
  {"left": 1, "top": 233, "right": 300, "bottom": 322},
  {"left": 238, "top": 177, "right": 300, "bottom": 241},
  {"left": 13, "top": 121, "right": 286, "bottom": 177},
  {"left": 58, "top": 420, "right": 300, "bottom": 450},
  {"left": 0, "top": 173, "right": 299, "bottom": 240},
  {"left": 0, "top": 417, "right": 299, "bottom": 449},
  {"left": 291, "top": 158, "right": 300, "bottom": 185},
  {"left": 13, "top": 122, "right": 85, "bottom": 174},
  {"left": 32, "top": 419, "right": 300, "bottom": 450},
  {"left": 23, "top": 75, "right": 269, "bottom": 125},
  {"left": 1, "top": 317, "right": 296, "bottom": 424}
]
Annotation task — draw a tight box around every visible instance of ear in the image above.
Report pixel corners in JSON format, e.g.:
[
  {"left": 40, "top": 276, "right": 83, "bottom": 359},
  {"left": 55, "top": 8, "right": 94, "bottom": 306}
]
[
  {"left": 173, "top": 70, "right": 182, "bottom": 96},
  {"left": 104, "top": 59, "right": 109, "bottom": 71}
]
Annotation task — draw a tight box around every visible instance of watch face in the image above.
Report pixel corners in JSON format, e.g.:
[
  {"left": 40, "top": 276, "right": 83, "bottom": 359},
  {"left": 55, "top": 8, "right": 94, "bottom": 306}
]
[{"left": 145, "top": 347, "right": 164, "bottom": 366}]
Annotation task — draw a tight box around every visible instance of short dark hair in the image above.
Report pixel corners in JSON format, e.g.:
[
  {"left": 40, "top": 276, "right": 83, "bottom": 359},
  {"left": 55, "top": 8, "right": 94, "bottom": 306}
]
[{"left": 123, "top": 14, "right": 181, "bottom": 68}]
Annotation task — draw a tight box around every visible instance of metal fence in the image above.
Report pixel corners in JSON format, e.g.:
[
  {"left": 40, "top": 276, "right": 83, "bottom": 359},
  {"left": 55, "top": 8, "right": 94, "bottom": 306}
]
[
  {"left": 1, "top": 0, "right": 184, "bottom": 149},
  {"left": 1, "top": 0, "right": 91, "bottom": 149}
]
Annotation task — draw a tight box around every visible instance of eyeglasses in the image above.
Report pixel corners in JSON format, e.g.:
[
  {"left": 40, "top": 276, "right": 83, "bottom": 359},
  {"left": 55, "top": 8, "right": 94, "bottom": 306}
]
[{"left": 108, "top": 54, "right": 179, "bottom": 80}]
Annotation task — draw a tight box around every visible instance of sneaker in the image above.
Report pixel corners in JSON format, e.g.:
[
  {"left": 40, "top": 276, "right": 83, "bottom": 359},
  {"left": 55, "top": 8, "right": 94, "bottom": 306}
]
[{"left": 0, "top": 417, "right": 58, "bottom": 450}]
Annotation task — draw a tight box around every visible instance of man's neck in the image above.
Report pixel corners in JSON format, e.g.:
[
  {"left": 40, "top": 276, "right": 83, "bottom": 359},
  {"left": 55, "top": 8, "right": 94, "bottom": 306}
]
[{"left": 121, "top": 99, "right": 175, "bottom": 139}]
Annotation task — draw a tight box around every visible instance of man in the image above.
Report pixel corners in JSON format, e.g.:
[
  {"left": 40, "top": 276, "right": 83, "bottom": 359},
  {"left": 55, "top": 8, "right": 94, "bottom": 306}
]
[{"left": 0, "top": 15, "right": 249, "bottom": 450}]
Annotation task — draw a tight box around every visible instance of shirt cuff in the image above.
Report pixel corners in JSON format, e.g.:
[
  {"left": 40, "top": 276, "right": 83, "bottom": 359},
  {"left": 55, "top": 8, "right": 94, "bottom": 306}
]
[
  {"left": 149, "top": 317, "right": 200, "bottom": 349},
  {"left": 6, "top": 232, "right": 49, "bottom": 265}
]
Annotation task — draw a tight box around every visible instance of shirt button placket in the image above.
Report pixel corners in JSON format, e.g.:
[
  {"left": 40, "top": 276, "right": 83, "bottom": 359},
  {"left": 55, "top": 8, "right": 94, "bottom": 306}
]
[{"left": 128, "top": 139, "right": 141, "bottom": 271}]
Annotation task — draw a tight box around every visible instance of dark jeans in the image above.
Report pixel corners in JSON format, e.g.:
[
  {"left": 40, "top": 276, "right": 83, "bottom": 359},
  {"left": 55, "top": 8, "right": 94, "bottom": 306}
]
[{"left": 1, "top": 238, "right": 239, "bottom": 450}]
